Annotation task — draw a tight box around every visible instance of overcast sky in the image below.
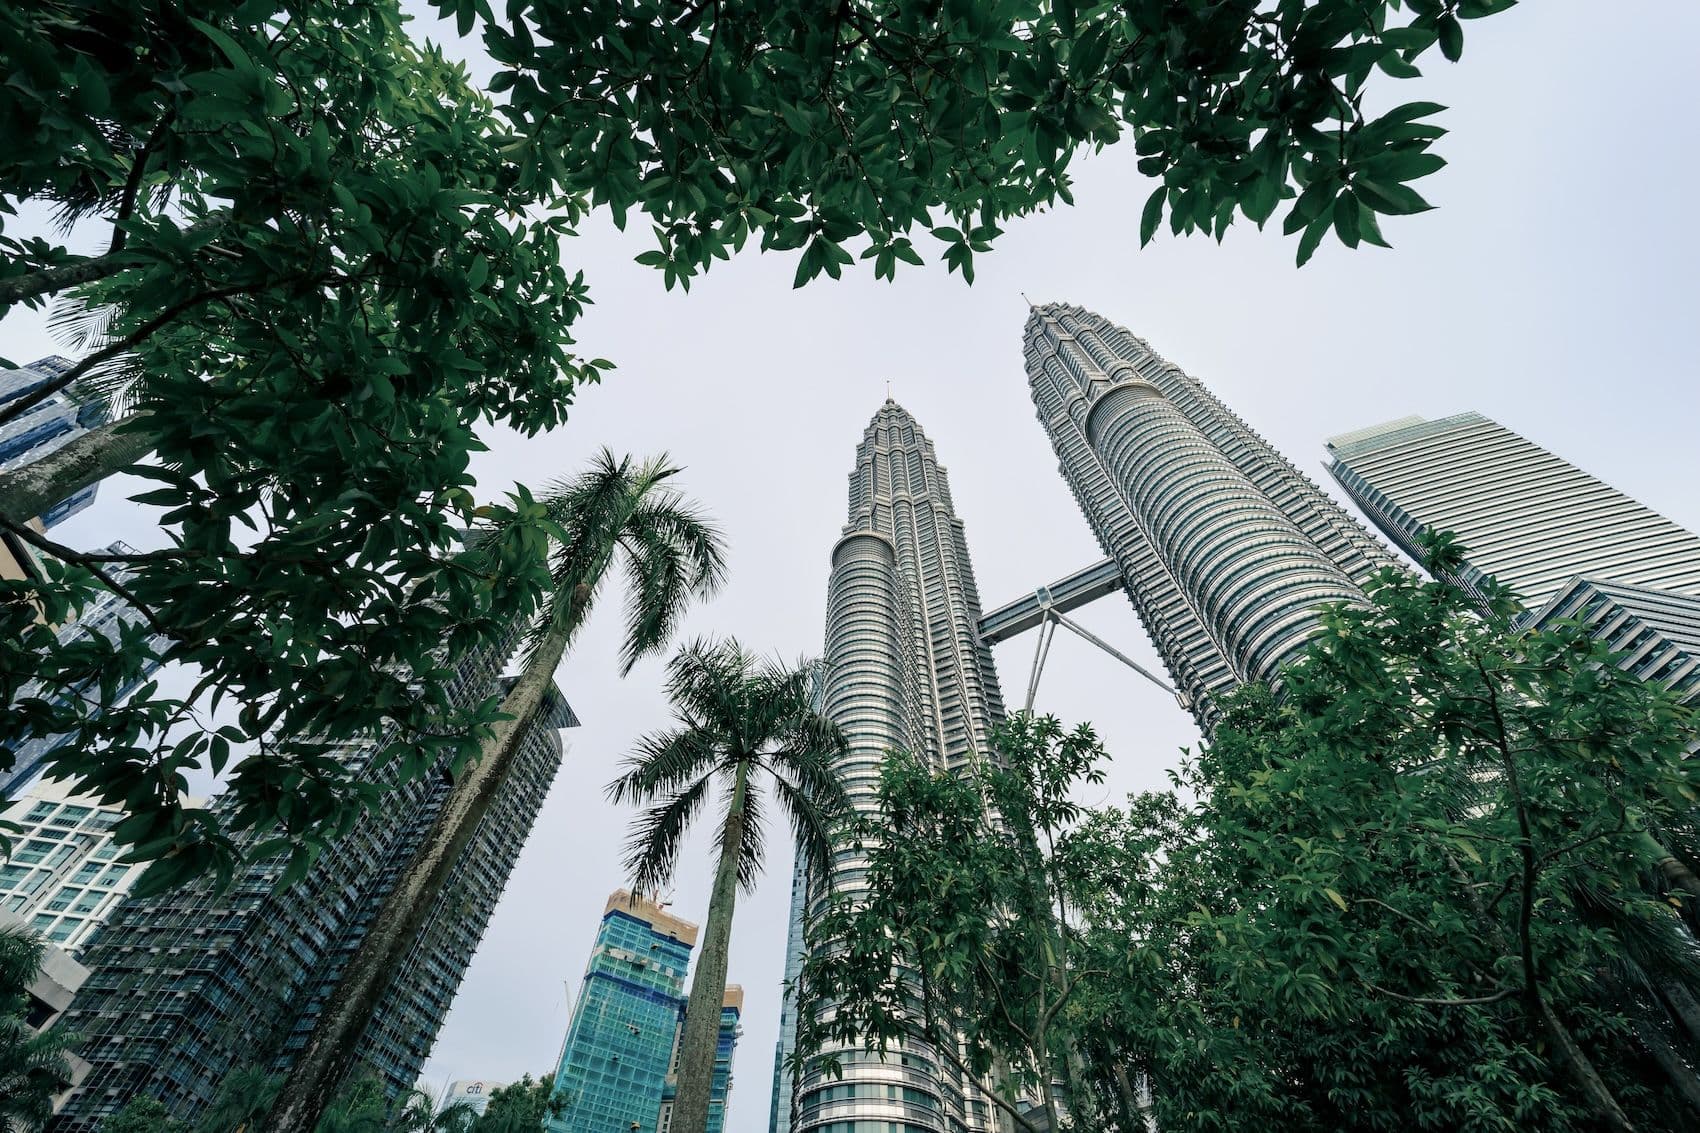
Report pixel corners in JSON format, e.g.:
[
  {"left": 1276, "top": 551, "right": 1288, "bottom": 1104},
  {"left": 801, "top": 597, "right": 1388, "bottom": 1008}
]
[{"left": 7, "top": 3, "right": 1700, "bottom": 1130}]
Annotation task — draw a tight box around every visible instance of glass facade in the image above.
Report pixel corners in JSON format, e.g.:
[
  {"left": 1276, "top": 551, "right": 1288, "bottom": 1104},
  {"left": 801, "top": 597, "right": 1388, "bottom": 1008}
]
[
  {"left": 0, "top": 355, "right": 105, "bottom": 529},
  {"left": 0, "top": 782, "right": 143, "bottom": 954},
  {"left": 546, "top": 892, "right": 740, "bottom": 1133},
  {"left": 2, "top": 544, "right": 169, "bottom": 798},
  {"left": 47, "top": 642, "right": 576, "bottom": 1132}
]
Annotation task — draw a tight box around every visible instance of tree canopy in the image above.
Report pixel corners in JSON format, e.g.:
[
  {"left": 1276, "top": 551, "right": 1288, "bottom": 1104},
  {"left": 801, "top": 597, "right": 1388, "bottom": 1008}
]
[
  {"left": 800, "top": 542, "right": 1700, "bottom": 1130},
  {"left": 1, "top": 0, "right": 1520, "bottom": 887}
]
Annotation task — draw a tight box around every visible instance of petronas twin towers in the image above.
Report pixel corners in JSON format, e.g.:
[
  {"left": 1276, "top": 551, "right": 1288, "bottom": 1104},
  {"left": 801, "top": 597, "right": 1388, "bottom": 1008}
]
[{"left": 777, "top": 303, "right": 1395, "bottom": 1133}]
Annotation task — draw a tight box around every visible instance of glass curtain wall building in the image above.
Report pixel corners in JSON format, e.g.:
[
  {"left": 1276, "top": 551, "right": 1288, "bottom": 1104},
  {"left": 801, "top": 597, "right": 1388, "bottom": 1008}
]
[
  {"left": 0, "top": 355, "right": 107, "bottom": 528},
  {"left": 787, "top": 401, "right": 1007, "bottom": 1133},
  {"left": 0, "top": 780, "right": 160, "bottom": 955},
  {"left": 1325, "top": 411, "right": 1700, "bottom": 613},
  {"left": 2, "top": 542, "right": 169, "bottom": 798},
  {"left": 48, "top": 646, "right": 575, "bottom": 1131},
  {"left": 546, "top": 891, "right": 740, "bottom": 1133},
  {"left": 1022, "top": 303, "right": 1395, "bottom": 725}
]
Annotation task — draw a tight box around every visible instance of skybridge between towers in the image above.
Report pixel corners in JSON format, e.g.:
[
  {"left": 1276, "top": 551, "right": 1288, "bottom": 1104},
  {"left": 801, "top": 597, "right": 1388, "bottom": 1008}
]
[{"left": 978, "top": 558, "right": 1191, "bottom": 714}]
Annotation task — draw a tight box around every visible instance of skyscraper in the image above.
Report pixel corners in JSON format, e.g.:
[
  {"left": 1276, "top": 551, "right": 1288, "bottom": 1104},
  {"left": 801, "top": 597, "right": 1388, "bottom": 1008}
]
[
  {"left": 0, "top": 356, "right": 107, "bottom": 529},
  {"left": 0, "top": 780, "right": 166, "bottom": 955},
  {"left": 787, "top": 401, "right": 1008, "bottom": 1133},
  {"left": 1324, "top": 411, "right": 1700, "bottom": 613},
  {"left": 1021, "top": 303, "right": 1395, "bottom": 723},
  {"left": 3, "top": 542, "right": 169, "bottom": 798},
  {"left": 545, "top": 891, "right": 740, "bottom": 1133},
  {"left": 48, "top": 650, "right": 575, "bottom": 1131}
]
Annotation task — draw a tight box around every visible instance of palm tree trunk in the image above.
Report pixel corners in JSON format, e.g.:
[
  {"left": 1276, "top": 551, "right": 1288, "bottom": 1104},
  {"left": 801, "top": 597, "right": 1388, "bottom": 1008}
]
[
  {"left": 0, "top": 413, "right": 154, "bottom": 525},
  {"left": 1634, "top": 1018, "right": 1700, "bottom": 1114},
  {"left": 1641, "top": 832, "right": 1700, "bottom": 901},
  {"left": 1536, "top": 996, "right": 1638, "bottom": 1133},
  {"left": 257, "top": 620, "right": 572, "bottom": 1133},
  {"left": 672, "top": 760, "right": 748, "bottom": 1133},
  {"left": 1662, "top": 981, "right": 1700, "bottom": 1046}
]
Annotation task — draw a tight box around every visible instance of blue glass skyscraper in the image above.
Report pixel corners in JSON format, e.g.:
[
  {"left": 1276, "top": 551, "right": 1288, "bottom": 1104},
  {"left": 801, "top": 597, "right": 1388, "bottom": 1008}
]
[{"left": 547, "top": 891, "right": 741, "bottom": 1133}]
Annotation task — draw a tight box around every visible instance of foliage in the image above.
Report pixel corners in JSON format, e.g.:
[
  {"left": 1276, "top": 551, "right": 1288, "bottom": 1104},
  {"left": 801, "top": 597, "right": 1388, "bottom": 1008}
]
[
  {"left": 458, "top": 0, "right": 1518, "bottom": 285},
  {"left": 0, "top": 0, "right": 586, "bottom": 887},
  {"left": 0, "top": 927, "right": 79, "bottom": 1133},
  {"left": 385, "top": 1088, "right": 476, "bottom": 1133},
  {"left": 0, "top": 0, "right": 1519, "bottom": 887},
  {"left": 611, "top": 638, "right": 849, "bottom": 1133},
  {"left": 310, "top": 1079, "right": 386, "bottom": 1133},
  {"left": 800, "top": 539, "right": 1700, "bottom": 1131},
  {"left": 194, "top": 1065, "right": 281, "bottom": 1133},
  {"left": 98, "top": 1098, "right": 187, "bottom": 1133},
  {"left": 466, "top": 1075, "right": 556, "bottom": 1133},
  {"left": 795, "top": 714, "right": 1112, "bottom": 1130}
]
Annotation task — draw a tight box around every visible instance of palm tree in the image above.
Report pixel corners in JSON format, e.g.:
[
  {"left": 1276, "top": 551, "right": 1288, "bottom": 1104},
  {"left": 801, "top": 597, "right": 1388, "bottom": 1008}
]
[
  {"left": 609, "top": 639, "right": 850, "bottom": 1133},
  {"left": 194, "top": 1066, "right": 281, "bottom": 1133},
  {"left": 260, "top": 452, "right": 725, "bottom": 1133},
  {"left": 310, "top": 1080, "right": 385, "bottom": 1133},
  {"left": 0, "top": 927, "right": 77, "bottom": 1133},
  {"left": 384, "top": 1089, "right": 474, "bottom": 1133}
]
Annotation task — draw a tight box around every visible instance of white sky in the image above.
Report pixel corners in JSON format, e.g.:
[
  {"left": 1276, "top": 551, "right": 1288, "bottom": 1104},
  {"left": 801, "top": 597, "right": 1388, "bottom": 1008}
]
[{"left": 7, "top": 3, "right": 1700, "bottom": 1130}]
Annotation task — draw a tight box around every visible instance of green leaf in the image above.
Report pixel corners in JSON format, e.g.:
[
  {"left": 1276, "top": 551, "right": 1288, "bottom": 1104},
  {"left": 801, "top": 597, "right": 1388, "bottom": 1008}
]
[
  {"left": 1140, "top": 186, "right": 1166, "bottom": 246},
  {"left": 1437, "top": 14, "right": 1464, "bottom": 62},
  {"left": 1295, "top": 216, "right": 1329, "bottom": 267}
]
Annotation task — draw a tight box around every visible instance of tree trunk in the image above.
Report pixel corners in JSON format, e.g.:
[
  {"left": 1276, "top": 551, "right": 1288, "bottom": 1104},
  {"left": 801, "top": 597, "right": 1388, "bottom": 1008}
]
[
  {"left": 1640, "top": 833, "right": 1700, "bottom": 901},
  {"left": 256, "top": 620, "right": 572, "bottom": 1133},
  {"left": 671, "top": 760, "right": 748, "bottom": 1133},
  {"left": 0, "top": 413, "right": 154, "bottom": 525},
  {"left": 1634, "top": 1018, "right": 1700, "bottom": 1114},
  {"left": 1662, "top": 981, "right": 1700, "bottom": 1047},
  {"left": 1536, "top": 996, "right": 1638, "bottom": 1133},
  {"left": 0, "top": 212, "right": 229, "bottom": 309}
]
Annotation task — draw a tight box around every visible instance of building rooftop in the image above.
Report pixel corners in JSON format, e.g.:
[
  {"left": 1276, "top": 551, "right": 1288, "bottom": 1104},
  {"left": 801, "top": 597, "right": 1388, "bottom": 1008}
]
[{"left": 603, "top": 889, "right": 698, "bottom": 946}]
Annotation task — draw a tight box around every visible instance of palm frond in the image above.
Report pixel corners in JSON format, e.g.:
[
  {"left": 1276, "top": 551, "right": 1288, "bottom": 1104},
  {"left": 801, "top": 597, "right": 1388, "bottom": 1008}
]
[
  {"left": 614, "top": 497, "right": 725, "bottom": 674},
  {"left": 771, "top": 772, "right": 842, "bottom": 888},
  {"left": 608, "top": 725, "right": 723, "bottom": 805},
  {"left": 623, "top": 771, "right": 716, "bottom": 897},
  {"left": 664, "top": 638, "right": 757, "bottom": 741},
  {"left": 733, "top": 776, "right": 767, "bottom": 893}
]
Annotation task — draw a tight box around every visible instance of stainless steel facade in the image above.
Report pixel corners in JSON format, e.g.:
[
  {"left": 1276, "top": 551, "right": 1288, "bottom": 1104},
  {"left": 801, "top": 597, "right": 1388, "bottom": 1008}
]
[
  {"left": 1023, "top": 303, "right": 1394, "bottom": 723},
  {"left": 1326, "top": 411, "right": 1700, "bottom": 614},
  {"left": 791, "top": 401, "right": 1006, "bottom": 1133}
]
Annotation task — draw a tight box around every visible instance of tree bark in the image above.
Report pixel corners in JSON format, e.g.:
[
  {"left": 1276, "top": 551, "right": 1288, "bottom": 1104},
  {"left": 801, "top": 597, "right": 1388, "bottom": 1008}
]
[
  {"left": 1640, "top": 832, "right": 1700, "bottom": 901},
  {"left": 0, "top": 212, "right": 229, "bottom": 309},
  {"left": 0, "top": 413, "right": 154, "bottom": 525},
  {"left": 1634, "top": 1018, "right": 1700, "bottom": 1114},
  {"left": 1537, "top": 997, "right": 1638, "bottom": 1133},
  {"left": 1662, "top": 981, "right": 1700, "bottom": 1047},
  {"left": 671, "top": 759, "right": 748, "bottom": 1133},
  {"left": 256, "top": 620, "right": 572, "bottom": 1133}
]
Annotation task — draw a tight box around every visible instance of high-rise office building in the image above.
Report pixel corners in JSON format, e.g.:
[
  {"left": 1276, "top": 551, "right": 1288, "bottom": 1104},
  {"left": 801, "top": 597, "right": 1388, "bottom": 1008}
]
[
  {"left": 1324, "top": 411, "right": 1700, "bottom": 613},
  {"left": 766, "top": 858, "right": 806, "bottom": 1133},
  {"left": 787, "top": 401, "right": 1008, "bottom": 1133},
  {"left": 437, "top": 1079, "right": 507, "bottom": 1117},
  {"left": 0, "top": 356, "right": 107, "bottom": 529},
  {"left": 1021, "top": 303, "right": 1395, "bottom": 723},
  {"left": 0, "top": 780, "right": 161, "bottom": 955},
  {"left": 48, "top": 650, "right": 576, "bottom": 1131},
  {"left": 3, "top": 542, "right": 169, "bottom": 798},
  {"left": 1531, "top": 578, "right": 1700, "bottom": 703},
  {"left": 545, "top": 891, "right": 740, "bottom": 1133},
  {"left": 659, "top": 987, "right": 743, "bottom": 1133}
]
